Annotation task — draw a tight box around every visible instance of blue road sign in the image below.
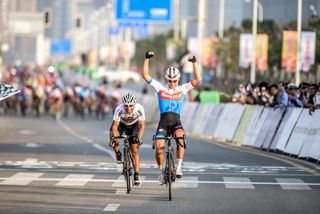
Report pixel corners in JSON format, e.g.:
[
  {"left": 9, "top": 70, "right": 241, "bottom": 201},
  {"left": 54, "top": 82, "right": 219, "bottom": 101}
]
[
  {"left": 50, "top": 39, "right": 72, "bottom": 54},
  {"left": 116, "top": 0, "right": 172, "bottom": 22},
  {"left": 108, "top": 26, "right": 120, "bottom": 35},
  {"left": 118, "top": 22, "right": 148, "bottom": 29}
]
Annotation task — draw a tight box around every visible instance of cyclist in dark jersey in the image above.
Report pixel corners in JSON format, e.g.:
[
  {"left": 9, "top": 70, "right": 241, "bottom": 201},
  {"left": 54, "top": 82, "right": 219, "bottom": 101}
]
[{"left": 142, "top": 51, "right": 201, "bottom": 184}]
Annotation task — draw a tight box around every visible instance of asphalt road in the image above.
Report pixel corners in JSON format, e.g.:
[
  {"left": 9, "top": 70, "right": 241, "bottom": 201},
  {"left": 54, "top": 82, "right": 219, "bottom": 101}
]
[{"left": 0, "top": 113, "right": 319, "bottom": 214}]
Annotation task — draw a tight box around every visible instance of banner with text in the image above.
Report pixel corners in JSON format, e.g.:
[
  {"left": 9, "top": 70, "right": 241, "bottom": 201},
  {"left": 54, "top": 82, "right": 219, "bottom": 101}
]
[
  {"left": 301, "top": 32, "right": 316, "bottom": 72},
  {"left": 281, "top": 31, "right": 297, "bottom": 72}
]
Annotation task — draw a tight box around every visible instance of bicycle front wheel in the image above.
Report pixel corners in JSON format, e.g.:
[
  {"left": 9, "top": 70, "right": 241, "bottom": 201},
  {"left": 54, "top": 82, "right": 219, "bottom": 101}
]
[
  {"left": 167, "top": 152, "right": 173, "bottom": 201},
  {"left": 123, "top": 147, "right": 131, "bottom": 193}
]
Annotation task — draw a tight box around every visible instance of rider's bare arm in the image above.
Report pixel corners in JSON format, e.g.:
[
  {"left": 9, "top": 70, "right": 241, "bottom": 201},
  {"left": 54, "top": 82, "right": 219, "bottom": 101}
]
[
  {"left": 111, "top": 120, "right": 120, "bottom": 138},
  {"left": 188, "top": 55, "right": 201, "bottom": 86},
  {"left": 142, "top": 51, "right": 154, "bottom": 83},
  {"left": 138, "top": 120, "right": 145, "bottom": 139}
]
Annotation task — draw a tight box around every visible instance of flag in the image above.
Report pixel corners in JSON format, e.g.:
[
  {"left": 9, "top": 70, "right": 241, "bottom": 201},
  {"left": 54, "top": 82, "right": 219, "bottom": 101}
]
[{"left": 0, "top": 83, "right": 20, "bottom": 101}]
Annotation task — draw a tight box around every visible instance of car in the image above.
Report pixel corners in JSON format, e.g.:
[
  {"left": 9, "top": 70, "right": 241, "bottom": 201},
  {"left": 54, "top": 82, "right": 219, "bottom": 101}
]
[{"left": 95, "top": 65, "right": 141, "bottom": 84}]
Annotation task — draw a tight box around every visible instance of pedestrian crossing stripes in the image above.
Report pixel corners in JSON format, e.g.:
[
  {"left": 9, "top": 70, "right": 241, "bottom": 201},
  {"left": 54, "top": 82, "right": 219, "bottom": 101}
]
[
  {"left": 223, "top": 177, "right": 255, "bottom": 189},
  {"left": 275, "top": 178, "right": 312, "bottom": 190},
  {"left": 55, "top": 174, "right": 95, "bottom": 186},
  {"left": 0, "top": 172, "right": 43, "bottom": 185},
  {"left": 0, "top": 172, "right": 319, "bottom": 190}
]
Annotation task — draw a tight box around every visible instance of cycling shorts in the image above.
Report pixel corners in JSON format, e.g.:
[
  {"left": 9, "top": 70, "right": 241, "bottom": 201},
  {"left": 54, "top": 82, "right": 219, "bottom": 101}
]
[
  {"left": 155, "top": 112, "right": 184, "bottom": 139},
  {"left": 110, "top": 122, "right": 140, "bottom": 144}
]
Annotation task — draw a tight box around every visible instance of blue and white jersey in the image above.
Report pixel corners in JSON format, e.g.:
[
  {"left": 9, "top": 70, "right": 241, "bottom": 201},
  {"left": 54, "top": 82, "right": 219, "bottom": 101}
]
[{"left": 148, "top": 79, "right": 195, "bottom": 115}]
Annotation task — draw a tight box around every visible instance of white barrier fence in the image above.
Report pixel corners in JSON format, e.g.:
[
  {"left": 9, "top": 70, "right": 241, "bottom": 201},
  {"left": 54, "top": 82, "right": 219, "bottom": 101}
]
[{"left": 120, "top": 90, "right": 320, "bottom": 162}]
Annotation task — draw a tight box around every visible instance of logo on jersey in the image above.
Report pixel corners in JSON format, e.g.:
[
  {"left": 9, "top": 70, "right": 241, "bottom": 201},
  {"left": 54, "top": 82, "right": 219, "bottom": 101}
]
[{"left": 159, "top": 90, "right": 182, "bottom": 100}]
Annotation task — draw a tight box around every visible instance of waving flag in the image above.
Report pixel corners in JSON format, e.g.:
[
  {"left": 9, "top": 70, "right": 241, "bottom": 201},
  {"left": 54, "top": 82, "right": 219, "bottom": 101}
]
[{"left": 0, "top": 83, "right": 20, "bottom": 101}]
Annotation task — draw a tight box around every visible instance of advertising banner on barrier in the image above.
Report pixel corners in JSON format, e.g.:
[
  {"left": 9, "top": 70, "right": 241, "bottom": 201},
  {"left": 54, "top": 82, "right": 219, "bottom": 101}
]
[
  {"left": 298, "top": 110, "right": 320, "bottom": 160},
  {"left": 214, "top": 103, "right": 246, "bottom": 141},
  {"left": 260, "top": 108, "right": 285, "bottom": 149},
  {"left": 202, "top": 104, "right": 224, "bottom": 139},
  {"left": 191, "top": 104, "right": 212, "bottom": 136},
  {"left": 232, "top": 105, "right": 256, "bottom": 146},
  {"left": 180, "top": 102, "right": 199, "bottom": 133},
  {"left": 301, "top": 32, "right": 316, "bottom": 72},
  {"left": 284, "top": 109, "right": 313, "bottom": 155},
  {"left": 281, "top": 31, "right": 297, "bottom": 72},
  {"left": 271, "top": 108, "right": 303, "bottom": 151},
  {"left": 242, "top": 106, "right": 265, "bottom": 147}
]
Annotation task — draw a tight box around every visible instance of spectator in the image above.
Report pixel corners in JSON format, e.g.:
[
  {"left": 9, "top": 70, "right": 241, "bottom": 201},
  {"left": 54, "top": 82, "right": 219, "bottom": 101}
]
[
  {"left": 232, "top": 84, "right": 247, "bottom": 104},
  {"left": 276, "top": 81, "right": 289, "bottom": 109},
  {"left": 269, "top": 84, "right": 279, "bottom": 107},
  {"left": 287, "top": 83, "right": 303, "bottom": 107},
  {"left": 309, "top": 84, "right": 320, "bottom": 115}
]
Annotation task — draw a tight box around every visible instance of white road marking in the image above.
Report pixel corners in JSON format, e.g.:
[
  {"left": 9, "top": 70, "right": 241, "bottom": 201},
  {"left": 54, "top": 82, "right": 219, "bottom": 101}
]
[
  {"left": 174, "top": 176, "right": 198, "bottom": 188},
  {"left": 0, "top": 175, "right": 319, "bottom": 188},
  {"left": 103, "top": 204, "right": 120, "bottom": 212},
  {"left": 55, "top": 174, "right": 94, "bottom": 186},
  {"left": 223, "top": 177, "right": 255, "bottom": 189},
  {"left": 23, "top": 143, "right": 42, "bottom": 148},
  {"left": 19, "top": 130, "right": 35, "bottom": 135},
  {"left": 112, "top": 176, "right": 126, "bottom": 187},
  {"left": 92, "top": 144, "right": 115, "bottom": 160},
  {"left": 275, "top": 178, "right": 311, "bottom": 190},
  {"left": 115, "top": 189, "right": 127, "bottom": 194},
  {"left": 0, "top": 172, "right": 43, "bottom": 185}
]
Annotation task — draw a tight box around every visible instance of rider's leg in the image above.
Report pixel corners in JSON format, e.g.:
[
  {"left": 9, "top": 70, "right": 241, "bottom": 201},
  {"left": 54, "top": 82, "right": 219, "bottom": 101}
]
[
  {"left": 174, "top": 129, "right": 186, "bottom": 177},
  {"left": 155, "top": 139, "right": 165, "bottom": 169},
  {"left": 109, "top": 129, "right": 121, "bottom": 162},
  {"left": 130, "top": 143, "right": 140, "bottom": 174},
  {"left": 155, "top": 139, "right": 165, "bottom": 184}
]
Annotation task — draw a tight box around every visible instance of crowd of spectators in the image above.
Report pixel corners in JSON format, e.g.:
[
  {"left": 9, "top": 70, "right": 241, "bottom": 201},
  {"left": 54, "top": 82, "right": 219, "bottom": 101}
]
[
  {"left": 232, "top": 81, "right": 320, "bottom": 114},
  {"left": 0, "top": 64, "right": 122, "bottom": 120}
]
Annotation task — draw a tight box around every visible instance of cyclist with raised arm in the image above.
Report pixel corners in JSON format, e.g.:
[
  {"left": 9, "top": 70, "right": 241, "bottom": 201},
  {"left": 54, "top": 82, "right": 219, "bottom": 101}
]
[
  {"left": 142, "top": 51, "right": 201, "bottom": 184},
  {"left": 109, "top": 92, "right": 145, "bottom": 186}
]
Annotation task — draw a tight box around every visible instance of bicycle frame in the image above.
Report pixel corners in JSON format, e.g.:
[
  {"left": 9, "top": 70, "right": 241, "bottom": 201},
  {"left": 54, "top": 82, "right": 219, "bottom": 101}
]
[
  {"left": 110, "top": 135, "right": 135, "bottom": 194},
  {"left": 153, "top": 135, "right": 185, "bottom": 201}
]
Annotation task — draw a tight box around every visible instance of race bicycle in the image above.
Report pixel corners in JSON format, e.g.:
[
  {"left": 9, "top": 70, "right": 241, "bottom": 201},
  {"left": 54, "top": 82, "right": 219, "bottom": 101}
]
[
  {"left": 153, "top": 135, "right": 185, "bottom": 201},
  {"left": 110, "top": 135, "right": 139, "bottom": 194}
]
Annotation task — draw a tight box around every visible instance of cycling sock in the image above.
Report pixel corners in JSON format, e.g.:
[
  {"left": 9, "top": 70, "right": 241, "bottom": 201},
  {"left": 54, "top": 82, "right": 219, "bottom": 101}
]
[
  {"left": 158, "top": 165, "right": 163, "bottom": 170},
  {"left": 176, "top": 159, "right": 183, "bottom": 169}
]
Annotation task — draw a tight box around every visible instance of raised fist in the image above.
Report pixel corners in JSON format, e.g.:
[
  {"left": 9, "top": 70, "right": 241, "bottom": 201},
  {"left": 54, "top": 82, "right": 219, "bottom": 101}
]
[
  {"left": 188, "top": 55, "right": 196, "bottom": 63},
  {"left": 145, "top": 51, "right": 154, "bottom": 59}
]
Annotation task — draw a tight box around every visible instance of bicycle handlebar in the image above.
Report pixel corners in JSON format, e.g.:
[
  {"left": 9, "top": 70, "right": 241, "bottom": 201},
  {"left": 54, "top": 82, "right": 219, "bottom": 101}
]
[{"left": 109, "top": 135, "right": 141, "bottom": 147}]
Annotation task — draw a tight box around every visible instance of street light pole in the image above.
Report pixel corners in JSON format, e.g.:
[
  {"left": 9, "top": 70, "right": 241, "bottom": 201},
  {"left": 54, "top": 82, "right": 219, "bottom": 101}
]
[
  {"left": 296, "top": 0, "right": 302, "bottom": 85},
  {"left": 197, "top": 0, "right": 206, "bottom": 74},
  {"left": 250, "top": 0, "right": 258, "bottom": 83},
  {"left": 217, "top": 0, "right": 225, "bottom": 78}
]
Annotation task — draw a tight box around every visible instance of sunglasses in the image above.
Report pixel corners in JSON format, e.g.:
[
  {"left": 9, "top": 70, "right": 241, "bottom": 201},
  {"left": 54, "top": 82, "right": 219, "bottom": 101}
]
[
  {"left": 168, "top": 80, "right": 178, "bottom": 83},
  {"left": 124, "top": 104, "right": 134, "bottom": 109}
]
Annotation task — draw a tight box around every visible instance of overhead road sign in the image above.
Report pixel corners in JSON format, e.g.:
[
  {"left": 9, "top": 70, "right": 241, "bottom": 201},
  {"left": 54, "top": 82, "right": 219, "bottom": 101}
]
[
  {"left": 116, "top": 0, "right": 172, "bottom": 22},
  {"left": 50, "top": 39, "right": 72, "bottom": 55}
]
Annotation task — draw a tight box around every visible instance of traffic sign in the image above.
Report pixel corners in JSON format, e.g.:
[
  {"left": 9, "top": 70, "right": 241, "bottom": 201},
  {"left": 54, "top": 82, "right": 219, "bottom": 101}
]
[
  {"left": 50, "top": 39, "right": 72, "bottom": 54},
  {"left": 116, "top": 0, "right": 172, "bottom": 22}
]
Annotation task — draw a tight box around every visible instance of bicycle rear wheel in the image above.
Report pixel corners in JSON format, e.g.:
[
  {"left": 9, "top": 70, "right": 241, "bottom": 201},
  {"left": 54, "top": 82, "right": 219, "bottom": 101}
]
[
  {"left": 123, "top": 147, "right": 131, "bottom": 193},
  {"left": 167, "top": 152, "right": 173, "bottom": 201}
]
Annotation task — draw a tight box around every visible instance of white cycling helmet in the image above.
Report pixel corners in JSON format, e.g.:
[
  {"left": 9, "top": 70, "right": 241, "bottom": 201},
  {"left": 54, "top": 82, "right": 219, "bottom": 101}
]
[
  {"left": 122, "top": 92, "right": 137, "bottom": 105},
  {"left": 165, "top": 66, "right": 180, "bottom": 81}
]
